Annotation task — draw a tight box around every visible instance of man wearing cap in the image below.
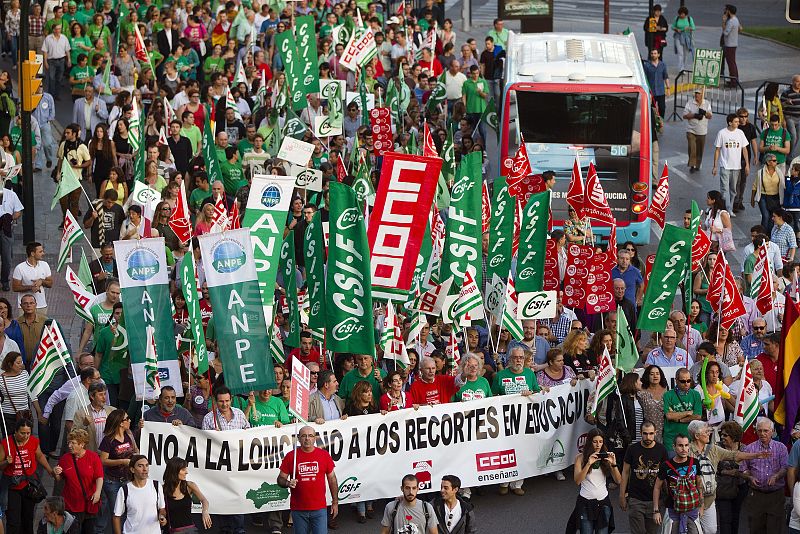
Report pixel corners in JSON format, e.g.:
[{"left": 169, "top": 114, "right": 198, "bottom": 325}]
[{"left": 683, "top": 89, "right": 712, "bottom": 173}]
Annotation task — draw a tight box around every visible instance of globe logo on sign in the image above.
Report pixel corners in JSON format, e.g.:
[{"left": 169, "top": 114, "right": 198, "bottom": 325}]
[
  {"left": 261, "top": 184, "right": 283, "bottom": 208},
  {"left": 212, "top": 241, "right": 247, "bottom": 274},
  {"left": 127, "top": 249, "right": 160, "bottom": 281}
]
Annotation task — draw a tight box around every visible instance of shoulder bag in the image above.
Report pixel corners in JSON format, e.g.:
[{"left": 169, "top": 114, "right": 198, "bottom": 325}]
[
  {"left": 71, "top": 453, "right": 100, "bottom": 515},
  {"left": 2, "top": 374, "right": 32, "bottom": 422},
  {"left": 13, "top": 439, "right": 47, "bottom": 503}
]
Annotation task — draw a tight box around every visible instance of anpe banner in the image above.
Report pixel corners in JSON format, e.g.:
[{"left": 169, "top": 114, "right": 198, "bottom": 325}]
[
  {"left": 326, "top": 182, "right": 375, "bottom": 356},
  {"left": 487, "top": 177, "right": 515, "bottom": 286},
  {"left": 114, "top": 238, "right": 181, "bottom": 400},
  {"left": 142, "top": 383, "right": 594, "bottom": 514},
  {"left": 244, "top": 175, "right": 295, "bottom": 322},
  {"left": 304, "top": 211, "right": 326, "bottom": 331},
  {"left": 636, "top": 223, "right": 694, "bottom": 332},
  {"left": 198, "top": 229, "right": 275, "bottom": 394},
  {"left": 294, "top": 16, "right": 320, "bottom": 96},
  {"left": 440, "top": 152, "right": 483, "bottom": 293},
  {"left": 516, "top": 190, "right": 550, "bottom": 293},
  {"left": 368, "top": 152, "right": 441, "bottom": 298}
]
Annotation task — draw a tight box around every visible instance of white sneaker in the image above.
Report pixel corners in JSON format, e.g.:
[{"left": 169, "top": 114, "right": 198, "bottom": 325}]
[{"left": 555, "top": 471, "right": 566, "bottom": 481}]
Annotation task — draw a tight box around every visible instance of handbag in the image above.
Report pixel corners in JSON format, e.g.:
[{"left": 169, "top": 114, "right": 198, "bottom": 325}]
[
  {"left": 71, "top": 453, "right": 99, "bottom": 515},
  {"left": 720, "top": 226, "right": 736, "bottom": 252},
  {"left": 2, "top": 375, "right": 32, "bottom": 422},
  {"left": 13, "top": 440, "right": 47, "bottom": 503}
]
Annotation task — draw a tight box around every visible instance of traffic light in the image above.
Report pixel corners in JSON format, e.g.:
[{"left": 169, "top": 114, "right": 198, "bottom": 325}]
[
  {"left": 789, "top": 0, "right": 800, "bottom": 23},
  {"left": 20, "top": 51, "right": 42, "bottom": 112}
]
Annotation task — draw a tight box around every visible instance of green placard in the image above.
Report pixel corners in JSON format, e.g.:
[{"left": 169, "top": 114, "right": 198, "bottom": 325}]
[{"left": 691, "top": 48, "right": 723, "bottom": 86}]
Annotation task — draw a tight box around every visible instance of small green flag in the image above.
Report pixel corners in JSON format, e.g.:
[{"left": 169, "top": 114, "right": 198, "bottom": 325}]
[
  {"left": 78, "top": 248, "right": 93, "bottom": 291},
  {"left": 616, "top": 307, "right": 639, "bottom": 372},
  {"left": 51, "top": 160, "right": 82, "bottom": 210},
  {"left": 407, "top": 128, "right": 418, "bottom": 155},
  {"left": 203, "top": 114, "right": 223, "bottom": 186},
  {"left": 480, "top": 97, "right": 499, "bottom": 142}
]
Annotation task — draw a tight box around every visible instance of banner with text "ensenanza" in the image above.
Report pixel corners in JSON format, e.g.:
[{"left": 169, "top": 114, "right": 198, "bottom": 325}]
[{"left": 142, "top": 383, "right": 594, "bottom": 514}]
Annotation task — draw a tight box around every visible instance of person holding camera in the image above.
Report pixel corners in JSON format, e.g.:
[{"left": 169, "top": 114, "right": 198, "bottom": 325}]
[
  {"left": 683, "top": 89, "right": 712, "bottom": 173},
  {"left": 570, "top": 428, "right": 621, "bottom": 534}
]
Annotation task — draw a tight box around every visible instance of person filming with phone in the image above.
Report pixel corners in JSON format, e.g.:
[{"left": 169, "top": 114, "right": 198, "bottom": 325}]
[{"left": 569, "top": 428, "right": 622, "bottom": 534}]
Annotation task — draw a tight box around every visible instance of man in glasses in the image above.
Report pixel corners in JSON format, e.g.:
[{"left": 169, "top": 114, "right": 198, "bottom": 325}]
[
  {"left": 682, "top": 89, "right": 712, "bottom": 173},
  {"left": 755, "top": 332, "right": 781, "bottom": 391},
  {"left": 662, "top": 368, "right": 702, "bottom": 457},
  {"left": 740, "top": 318, "right": 767, "bottom": 359},
  {"left": 732, "top": 107, "right": 759, "bottom": 213},
  {"left": 432, "top": 475, "right": 477, "bottom": 534},
  {"left": 619, "top": 421, "right": 667, "bottom": 534},
  {"left": 740, "top": 418, "right": 789, "bottom": 533},
  {"left": 645, "top": 329, "right": 693, "bottom": 368}
]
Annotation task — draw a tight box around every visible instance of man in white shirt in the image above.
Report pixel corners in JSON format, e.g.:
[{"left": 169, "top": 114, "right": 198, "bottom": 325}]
[
  {"left": 11, "top": 241, "right": 53, "bottom": 314},
  {"left": 712, "top": 113, "right": 750, "bottom": 210},
  {"left": 41, "top": 24, "right": 71, "bottom": 95},
  {"left": 113, "top": 456, "right": 167, "bottom": 534},
  {"left": 443, "top": 60, "right": 467, "bottom": 115},
  {"left": 683, "top": 90, "right": 712, "bottom": 173},
  {"left": 0, "top": 186, "right": 23, "bottom": 292}
]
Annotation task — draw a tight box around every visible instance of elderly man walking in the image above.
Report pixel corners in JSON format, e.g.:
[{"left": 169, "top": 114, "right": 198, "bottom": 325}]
[{"left": 740, "top": 417, "right": 788, "bottom": 533}]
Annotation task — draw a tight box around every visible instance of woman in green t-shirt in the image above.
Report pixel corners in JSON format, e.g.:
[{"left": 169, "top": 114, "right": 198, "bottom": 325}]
[
  {"left": 86, "top": 13, "right": 111, "bottom": 52},
  {"left": 203, "top": 44, "right": 225, "bottom": 82},
  {"left": 69, "top": 54, "right": 93, "bottom": 99},
  {"left": 68, "top": 22, "right": 92, "bottom": 66}
]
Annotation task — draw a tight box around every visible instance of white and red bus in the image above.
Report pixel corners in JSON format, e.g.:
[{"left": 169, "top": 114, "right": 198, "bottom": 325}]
[{"left": 500, "top": 32, "right": 654, "bottom": 244}]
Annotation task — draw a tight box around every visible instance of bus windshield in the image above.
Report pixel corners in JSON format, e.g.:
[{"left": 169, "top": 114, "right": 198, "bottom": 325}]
[{"left": 516, "top": 92, "right": 639, "bottom": 146}]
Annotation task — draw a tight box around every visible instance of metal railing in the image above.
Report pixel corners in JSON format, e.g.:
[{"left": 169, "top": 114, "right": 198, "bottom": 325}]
[{"left": 667, "top": 70, "right": 745, "bottom": 121}]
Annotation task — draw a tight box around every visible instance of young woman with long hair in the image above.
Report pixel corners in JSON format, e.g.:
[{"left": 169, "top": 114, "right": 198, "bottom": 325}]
[
  {"left": 162, "top": 456, "right": 211, "bottom": 532},
  {"left": 88, "top": 124, "right": 117, "bottom": 197},
  {"left": 572, "top": 428, "right": 621, "bottom": 534}
]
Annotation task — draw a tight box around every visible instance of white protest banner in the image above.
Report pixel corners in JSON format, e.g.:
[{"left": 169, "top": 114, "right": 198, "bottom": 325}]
[
  {"left": 314, "top": 115, "right": 342, "bottom": 138},
  {"left": 517, "top": 291, "right": 558, "bottom": 320},
  {"left": 289, "top": 359, "right": 311, "bottom": 421},
  {"left": 277, "top": 137, "right": 315, "bottom": 167},
  {"left": 346, "top": 91, "right": 375, "bottom": 109},
  {"left": 142, "top": 382, "right": 593, "bottom": 514},
  {"left": 289, "top": 164, "right": 323, "bottom": 192}
]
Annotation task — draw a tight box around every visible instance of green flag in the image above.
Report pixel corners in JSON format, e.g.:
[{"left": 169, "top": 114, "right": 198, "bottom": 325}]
[
  {"left": 100, "top": 59, "right": 113, "bottom": 96},
  {"left": 425, "top": 76, "right": 446, "bottom": 114},
  {"left": 480, "top": 97, "right": 499, "bottom": 142},
  {"left": 282, "top": 107, "right": 308, "bottom": 139},
  {"left": 685, "top": 200, "right": 701, "bottom": 313},
  {"left": 203, "top": 114, "right": 223, "bottom": 186},
  {"left": 51, "top": 160, "right": 82, "bottom": 210},
  {"left": 440, "top": 152, "right": 483, "bottom": 292},
  {"left": 407, "top": 128, "right": 418, "bottom": 155},
  {"left": 78, "top": 248, "right": 93, "bottom": 291},
  {"left": 352, "top": 156, "right": 375, "bottom": 206},
  {"left": 359, "top": 66, "right": 369, "bottom": 126},
  {"left": 295, "top": 15, "right": 320, "bottom": 95},
  {"left": 516, "top": 190, "right": 550, "bottom": 293},
  {"left": 325, "top": 181, "right": 375, "bottom": 356},
  {"left": 487, "top": 176, "right": 515, "bottom": 285},
  {"left": 279, "top": 232, "right": 301, "bottom": 348},
  {"left": 178, "top": 249, "right": 209, "bottom": 375},
  {"left": 435, "top": 125, "right": 455, "bottom": 210},
  {"left": 616, "top": 307, "right": 638, "bottom": 372},
  {"left": 274, "top": 30, "right": 305, "bottom": 111},
  {"left": 303, "top": 211, "right": 326, "bottom": 331},
  {"left": 636, "top": 223, "right": 694, "bottom": 331}
]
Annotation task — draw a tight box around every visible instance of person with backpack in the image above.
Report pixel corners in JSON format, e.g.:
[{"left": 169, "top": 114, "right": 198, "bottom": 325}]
[
  {"left": 380, "top": 474, "right": 439, "bottom": 534},
  {"left": 687, "top": 420, "right": 768, "bottom": 534},
  {"left": 740, "top": 417, "right": 789, "bottom": 533},
  {"left": 112, "top": 455, "right": 167, "bottom": 534},
  {"left": 759, "top": 114, "right": 792, "bottom": 175},
  {"left": 652, "top": 434, "right": 703, "bottom": 534},
  {"left": 432, "top": 475, "right": 476, "bottom": 534}
]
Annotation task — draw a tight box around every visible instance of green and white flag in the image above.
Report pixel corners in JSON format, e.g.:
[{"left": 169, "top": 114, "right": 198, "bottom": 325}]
[
  {"left": 480, "top": 97, "right": 499, "bottom": 142},
  {"left": 440, "top": 152, "right": 483, "bottom": 293},
  {"left": 29, "top": 322, "right": 70, "bottom": 397},
  {"left": 274, "top": 30, "right": 305, "bottom": 111},
  {"left": 243, "top": 175, "right": 294, "bottom": 323},
  {"left": 144, "top": 325, "right": 161, "bottom": 399},
  {"left": 282, "top": 108, "right": 308, "bottom": 139},
  {"left": 114, "top": 238, "right": 181, "bottom": 400},
  {"left": 325, "top": 181, "right": 375, "bottom": 356},
  {"left": 178, "top": 248, "right": 209, "bottom": 375},
  {"left": 502, "top": 277, "right": 525, "bottom": 341},
  {"left": 733, "top": 361, "right": 759, "bottom": 431},
  {"left": 303, "top": 211, "right": 326, "bottom": 331},
  {"left": 352, "top": 155, "right": 375, "bottom": 206},
  {"left": 199, "top": 228, "right": 276, "bottom": 394},
  {"left": 295, "top": 15, "right": 320, "bottom": 95},
  {"left": 516, "top": 190, "right": 550, "bottom": 293},
  {"left": 425, "top": 76, "right": 446, "bottom": 114},
  {"left": 65, "top": 266, "right": 95, "bottom": 323},
  {"left": 380, "top": 302, "right": 409, "bottom": 368},
  {"left": 57, "top": 211, "right": 84, "bottom": 271},
  {"left": 269, "top": 314, "right": 285, "bottom": 365},
  {"left": 225, "top": 86, "right": 243, "bottom": 122},
  {"left": 591, "top": 347, "right": 616, "bottom": 415},
  {"left": 615, "top": 307, "right": 638, "bottom": 372},
  {"left": 51, "top": 159, "right": 82, "bottom": 210},
  {"left": 487, "top": 176, "right": 515, "bottom": 285},
  {"left": 453, "top": 265, "right": 484, "bottom": 326},
  {"left": 129, "top": 97, "right": 142, "bottom": 154},
  {"left": 279, "top": 232, "right": 301, "bottom": 348},
  {"left": 203, "top": 114, "right": 223, "bottom": 186}
]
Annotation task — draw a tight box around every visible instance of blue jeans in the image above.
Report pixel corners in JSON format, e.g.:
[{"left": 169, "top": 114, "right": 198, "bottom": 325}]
[
  {"left": 759, "top": 195, "right": 780, "bottom": 233},
  {"left": 291, "top": 508, "right": 327, "bottom": 534},
  {"left": 216, "top": 514, "right": 245, "bottom": 534},
  {"left": 46, "top": 58, "right": 66, "bottom": 95},
  {"left": 95, "top": 477, "right": 125, "bottom": 534},
  {"left": 719, "top": 168, "right": 736, "bottom": 209},
  {"left": 579, "top": 503, "right": 611, "bottom": 534}
]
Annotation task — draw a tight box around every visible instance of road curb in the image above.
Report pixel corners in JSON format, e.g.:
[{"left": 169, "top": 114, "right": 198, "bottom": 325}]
[{"left": 741, "top": 30, "right": 800, "bottom": 51}]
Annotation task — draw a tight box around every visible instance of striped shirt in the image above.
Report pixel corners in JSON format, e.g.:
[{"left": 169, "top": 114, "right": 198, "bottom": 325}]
[
  {"left": 201, "top": 407, "right": 250, "bottom": 431},
  {"left": 0, "top": 371, "right": 36, "bottom": 416}
]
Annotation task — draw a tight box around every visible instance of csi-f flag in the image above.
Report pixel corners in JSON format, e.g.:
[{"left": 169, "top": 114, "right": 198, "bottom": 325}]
[
  {"left": 591, "top": 347, "right": 616, "bottom": 415},
  {"left": 114, "top": 238, "right": 182, "bottom": 400},
  {"left": 199, "top": 228, "right": 276, "bottom": 394},
  {"left": 516, "top": 190, "right": 550, "bottom": 293},
  {"left": 178, "top": 249, "right": 208, "bottom": 375},
  {"left": 325, "top": 181, "right": 375, "bottom": 356},
  {"left": 303, "top": 211, "right": 326, "bottom": 331},
  {"left": 57, "top": 210, "right": 85, "bottom": 271},
  {"left": 279, "top": 232, "right": 301, "bottom": 348}
]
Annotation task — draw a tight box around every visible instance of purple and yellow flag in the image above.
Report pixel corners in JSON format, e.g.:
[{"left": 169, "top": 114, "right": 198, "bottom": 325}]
[{"left": 775, "top": 299, "right": 800, "bottom": 442}]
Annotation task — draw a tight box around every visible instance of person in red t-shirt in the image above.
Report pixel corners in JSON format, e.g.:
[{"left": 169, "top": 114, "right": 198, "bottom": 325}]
[
  {"left": 755, "top": 333, "right": 780, "bottom": 391},
  {"left": 278, "top": 426, "right": 338, "bottom": 533},
  {"left": 53, "top": 428, "right": 103, "bottom": 531},
  {"left": 409, "top": 356, "right": 457, "bottom": 406},
  {"left": 286, "top": 331, "right": 322, "bottom": 370}
]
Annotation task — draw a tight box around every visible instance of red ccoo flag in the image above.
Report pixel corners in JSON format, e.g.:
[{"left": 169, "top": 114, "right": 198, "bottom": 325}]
[
  {"left": 583, "top": 162, "right": 615, "bottom": 225},
  {"left": 423, "top": 122, "right": 437, "bottom": 157},
  {"left": 336, "top": 155, "right": 347, "bottom": 183},
  {"left": 566, "top": 156, "right": 585, "bottom": 219},
  {"left": 754, "top": 244, "right": 774, "bottom": 315},
  {"left": 168, "top": 182, "right": 193, "bottom": 244},
  {"left": 647, "top": 163, "right": 670, "bottom": 229},
  {"left": 706, "top": 252, "right": 747, "bottom": 330},
  {"left": 481, "top": 182, "right": 490, "bottom": 234},
  {"left": 507, "top": 137, "right": 532, "bottom": 199}
]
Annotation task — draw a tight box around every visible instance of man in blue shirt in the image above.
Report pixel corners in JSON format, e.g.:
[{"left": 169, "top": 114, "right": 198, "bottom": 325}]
[
  {"left": 740, "top": 318, "right": 767, "bottom": 359},
  {"left": 642, "top": 48, "right": 670, "bottom": 118},
  {"left": 611, "top": 249, "right": 644, "bottom": 309},
  {"left": 645, "top": 330, "right": 693, "bottom": 368}
]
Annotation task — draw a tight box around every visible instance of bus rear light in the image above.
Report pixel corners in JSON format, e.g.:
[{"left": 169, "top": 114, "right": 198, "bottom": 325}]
[
  {"left": 632, "top": 182, "right": 648, "bottom": 193},
  {"left": 632, "top": 204, "right": 646, "bottom": 214},
  {"left": 633, "top": 193, "right": 647, "bottom": 203}
]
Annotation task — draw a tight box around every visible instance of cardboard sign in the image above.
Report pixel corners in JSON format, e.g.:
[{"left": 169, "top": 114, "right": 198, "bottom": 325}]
[
  {"left": 289, "top": 164, "right": 323, "bottom": 192},
  {"left": 289, "top": 358, "right": 311, "bottom": 422},
  {"left": 277, "top": 137, "right": 315, "bottom": 167},
  {"left": 517, "top": 291, "right": 558, "bottom": 320}
]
